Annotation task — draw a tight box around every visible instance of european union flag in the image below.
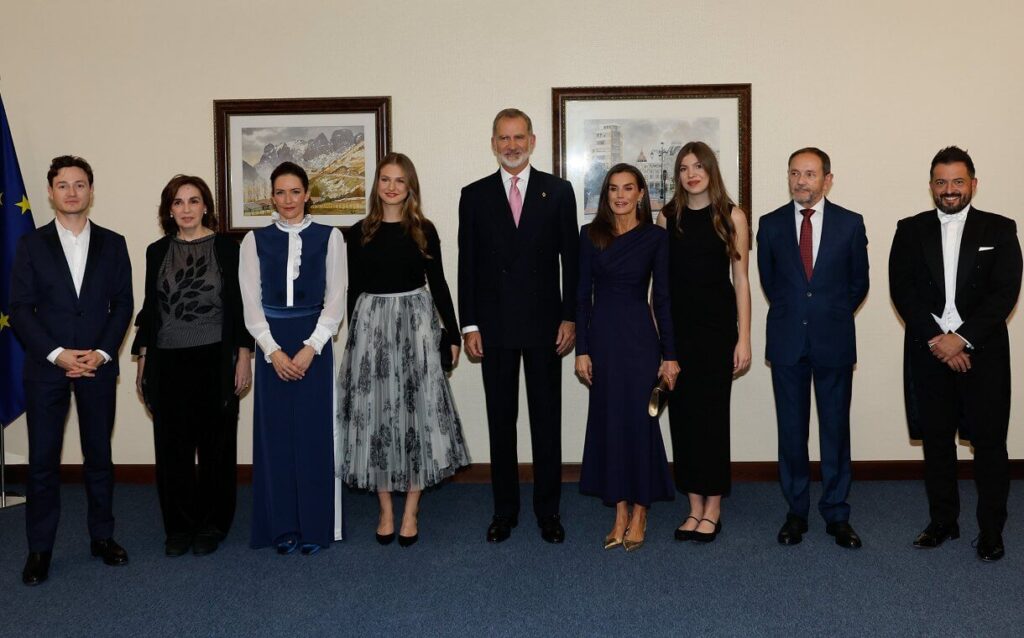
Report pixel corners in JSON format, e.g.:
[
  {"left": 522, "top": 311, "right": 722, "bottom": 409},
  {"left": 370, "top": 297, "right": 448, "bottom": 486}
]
[{"left": 0, "top": 94, "right": 36, "bottom": 427}]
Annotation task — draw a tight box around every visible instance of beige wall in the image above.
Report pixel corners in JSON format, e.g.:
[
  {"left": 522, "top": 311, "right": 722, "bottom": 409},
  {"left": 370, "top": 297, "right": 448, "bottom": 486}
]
[{"left": 2, "top": 0, "right": 1022, "bottom": 466}]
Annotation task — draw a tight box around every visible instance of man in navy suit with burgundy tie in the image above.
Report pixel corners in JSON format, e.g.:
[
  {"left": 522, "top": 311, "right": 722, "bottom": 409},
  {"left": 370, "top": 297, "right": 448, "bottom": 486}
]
[
  {"left": 458, "top": 108, "right": 579, "bottom": 543},
  {"left": 10, "top": 156, "right": 133, "bottom": 585},
  {"left": 756, "top": 148, "right": 869, "bottom": 549}
]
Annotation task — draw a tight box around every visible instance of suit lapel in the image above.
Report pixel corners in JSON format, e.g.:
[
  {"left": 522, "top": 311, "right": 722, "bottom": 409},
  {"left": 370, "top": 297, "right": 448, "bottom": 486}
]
[
  {"left": 812, "top": 201, "right": 842, "bottom": 282},
  {"left": 779, "top": 203, "right": 806, "bottom": 281},
  {"left": 42, "top": 221, "right": 80, "bottom": 300},
  {"left": 79, "top": 223, "right": 105, "bottom": 302},
  {"left": 955, "top": 210, "right": 985, "bottom": 301},
  {"left": 919, "top": 215, "right": 944, "bottom": 301},
  {"left": 516, "top": 170, "right": 544, "bottom": 245}
]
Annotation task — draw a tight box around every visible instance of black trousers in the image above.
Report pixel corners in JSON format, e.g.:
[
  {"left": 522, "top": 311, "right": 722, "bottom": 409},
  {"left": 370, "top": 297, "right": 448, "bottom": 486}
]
[
  {"left": 481, "top": 345, "right": 563, "bottom": 520},
  {"left": 24, "top": 371, "right": 117, "bottom": 552},
  {"left": 152, "top": 343, "right": 238, "bottom": 540},
  {"left": 910, "top": 344, "right": 1010, "bottom": 535}
]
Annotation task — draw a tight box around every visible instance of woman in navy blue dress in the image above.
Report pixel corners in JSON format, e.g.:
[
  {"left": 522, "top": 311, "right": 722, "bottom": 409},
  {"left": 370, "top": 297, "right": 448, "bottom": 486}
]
[
  {"left": 240, "top": 162, "right": 348, "bottom": 555},
  {"left": 575, "top": 163, "right": 680, "bottom": 551}
]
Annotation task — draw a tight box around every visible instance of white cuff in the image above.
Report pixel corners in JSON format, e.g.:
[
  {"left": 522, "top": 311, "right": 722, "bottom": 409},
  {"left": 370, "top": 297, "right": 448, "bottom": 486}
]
[
  {"left": 461, "top": 325, "right": 479, "bottom": 335},
  {"left": 96, "top": 350, "right": 112, "bottom": 364},
  {"left": 47, "top": 347, "right": 64, "bottom": 365},
  {"left": 303, "top": 324, "right": 333, "bottom": 355},
  {"left": 255, "top": 331, "right": 281, "bottom": 363}
]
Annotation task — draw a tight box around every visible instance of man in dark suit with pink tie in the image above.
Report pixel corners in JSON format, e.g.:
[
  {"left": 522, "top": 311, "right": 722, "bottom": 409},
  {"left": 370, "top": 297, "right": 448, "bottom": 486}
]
[
  {"left": 756, "top": 148, "right": 869, "bottom": 549},
  {"left": 458, "top": 108, "right": 579, "bottom": 543}
]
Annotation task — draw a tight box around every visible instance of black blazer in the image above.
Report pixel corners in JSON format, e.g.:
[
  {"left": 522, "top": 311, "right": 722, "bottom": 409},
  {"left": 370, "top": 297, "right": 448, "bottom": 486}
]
[
  {"left": 131, "top": 234, "right": 253, "bottom": 412},
  {"left": 457, "top": 168, "right": 579, "bottom": 348},
  {"left": 10, "top": 220, "right": 133, "bottom": 382},
  {"left": 889, "top": 207, "right": 1022, "bottom": 437}
]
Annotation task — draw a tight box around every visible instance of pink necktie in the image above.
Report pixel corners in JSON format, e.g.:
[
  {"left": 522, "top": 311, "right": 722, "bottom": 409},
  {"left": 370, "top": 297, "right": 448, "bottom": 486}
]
[{"left": 509, "top": 176, "right": 523, "bottom": 227}]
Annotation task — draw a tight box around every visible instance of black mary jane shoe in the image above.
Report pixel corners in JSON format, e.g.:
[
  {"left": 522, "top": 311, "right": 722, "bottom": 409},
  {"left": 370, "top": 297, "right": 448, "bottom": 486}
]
[
  {"left": 674, "top": 516, "right": 701, "bottom": 541},
  {"left": 690, "top": 518, "right": 722, "bottom": 543}
]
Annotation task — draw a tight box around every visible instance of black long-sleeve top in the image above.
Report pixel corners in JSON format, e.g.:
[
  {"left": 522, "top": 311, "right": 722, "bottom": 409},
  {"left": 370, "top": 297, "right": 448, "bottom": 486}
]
[{"left": 346, "top": 219, "right": 460, "bottom": 346}]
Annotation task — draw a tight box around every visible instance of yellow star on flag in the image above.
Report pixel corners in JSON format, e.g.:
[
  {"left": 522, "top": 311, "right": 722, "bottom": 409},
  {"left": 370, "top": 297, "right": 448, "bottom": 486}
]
[
  {"left": 16, "top": 194, "right": 31, "bottom": 215},
  {"left": 0, "top": 312, "right": 10, "bottom": 331}
]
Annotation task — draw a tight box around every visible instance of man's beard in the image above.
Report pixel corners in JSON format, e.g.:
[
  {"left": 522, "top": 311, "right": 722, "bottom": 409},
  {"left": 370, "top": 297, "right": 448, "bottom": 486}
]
[{"left": 934, "top": 190, "right": 973, "bottom": 214}]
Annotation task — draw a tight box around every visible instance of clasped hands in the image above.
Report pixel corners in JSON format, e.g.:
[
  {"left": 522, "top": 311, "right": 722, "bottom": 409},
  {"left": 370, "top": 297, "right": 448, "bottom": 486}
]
[
  {"left": 56, "top": 349, "right": 105, "bottom": 378},
  {"left": 463, "top": 321, "right": 576, "bottom": 359},
  {"left": 270, "top": 345, "right": 316, "bottom": 381},
  {"left": 928, "top": 332, "right": 971, "bottom": 373}
]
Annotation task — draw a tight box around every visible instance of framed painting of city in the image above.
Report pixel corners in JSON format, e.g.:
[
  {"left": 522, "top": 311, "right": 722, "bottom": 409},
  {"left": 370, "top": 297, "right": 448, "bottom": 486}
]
[
  {"left": 214, "top": 96, "right": 392, "bottom": 237},
  {"left": 552, "top": 84, "right": 751, "bottom": 227}
]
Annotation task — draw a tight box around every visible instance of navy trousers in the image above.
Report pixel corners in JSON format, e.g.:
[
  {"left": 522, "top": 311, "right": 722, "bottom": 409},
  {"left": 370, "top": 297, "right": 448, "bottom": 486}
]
[{"left": 770, "top": 359, "right": 853, "bottom": 523}]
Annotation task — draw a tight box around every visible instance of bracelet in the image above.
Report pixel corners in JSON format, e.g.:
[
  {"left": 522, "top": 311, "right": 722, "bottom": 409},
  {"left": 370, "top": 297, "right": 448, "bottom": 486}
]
[{"left": 137, "top": 354, "right": 146, "bottom": 359}]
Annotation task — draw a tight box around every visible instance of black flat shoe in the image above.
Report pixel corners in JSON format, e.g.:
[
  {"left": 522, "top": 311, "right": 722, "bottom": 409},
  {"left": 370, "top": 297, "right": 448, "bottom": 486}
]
[
  {"left": 90, "top": 538, "right": 129, "bottom": 566},
  {"left": 777, "top": 514, "right": 808, "bottom": 545},
  {"left": 674, "top": 516, "right": 700, "bottom": 541},
  {"left": 22, "top": 552, "right": 51, "bottom": 586},
  {"left": 825, "top": 521, "right": 863, "bottom": 549},
  {"left": 300, "top": 543, "right": 322, "bottom": 556},
  {"left": 164, "top": 534, "right": 192, "bottom": 557},
  {"left": 913, "top": 521, "right": 959, "bottom": 548},
  {"left": 539, "top": 515, "right": 565, "bottom": 544},
  {"left": 691, "top": 518, "right": 722, "bottom": 543},
  {"left": 276, "top": 539, "right": 299, "bottom": 555},
  {"left": 398, "top": 534, "right": 419, "bottom": 547},
  {"left": 376, "top": 532, "right": 396, "bottom": 546},
  {"left": 487, "top": 515, "right": 518, "bottom": 543}
]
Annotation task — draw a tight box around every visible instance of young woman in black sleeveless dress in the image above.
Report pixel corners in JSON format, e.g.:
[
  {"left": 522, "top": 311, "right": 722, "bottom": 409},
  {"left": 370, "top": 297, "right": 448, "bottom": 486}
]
[{"left": 657, "top": 141, "right": 751, "bottom": 543}]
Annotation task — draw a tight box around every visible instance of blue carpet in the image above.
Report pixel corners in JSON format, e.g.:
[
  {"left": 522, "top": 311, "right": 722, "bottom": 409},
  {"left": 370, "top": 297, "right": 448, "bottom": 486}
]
[{"left": 1, "top": 481, "right": 1022, "bottom": 637}]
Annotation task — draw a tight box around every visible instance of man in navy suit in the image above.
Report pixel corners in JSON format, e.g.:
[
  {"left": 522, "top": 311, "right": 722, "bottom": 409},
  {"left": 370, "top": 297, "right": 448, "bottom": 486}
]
[
  {"left": 10, "top": 156, "right": 133, "bottom": 585},
  {"left": 756, "top": 148, "right": 869, "bottom": 549},
  {"left": 889, "top": 146, "right": 1021, "bottom": 561},
  {"left": 458, "top": 108, "right": 579, "bottom": 543}
]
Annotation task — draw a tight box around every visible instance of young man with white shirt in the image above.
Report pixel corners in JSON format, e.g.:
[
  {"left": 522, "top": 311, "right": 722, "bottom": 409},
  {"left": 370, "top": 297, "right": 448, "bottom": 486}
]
[
  {"left": 889, "top": 146, "right": 1022, "bottom": 561},
  {"left": 10, "top": 155, "right": 133, "bottom": 585}
]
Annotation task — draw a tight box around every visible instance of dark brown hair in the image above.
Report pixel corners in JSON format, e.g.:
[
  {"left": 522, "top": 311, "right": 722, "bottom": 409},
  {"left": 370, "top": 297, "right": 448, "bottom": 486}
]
[
  {"left": 158, "top": 175, "right": 217, "bottom": 235},
  {"left": 362, "top": 152, "right": 431, "bottom": 257},
  {"left": 587, "top": 163, "right": 651, "bottom": 251},
  {"left": 666, "top": 141, "right": 741, "bottom": 260},
  {"left": 788, "top": 147, "right": 831, "bottom": 175},
  {"left": 47, "top": 155, "right": 94, "bottom": 186},
  {"left": 930, "top": 146, "right": 975, "bottom": 178},
  {"left": 270, "top": 161, "right": 312, "bottom": 216}
]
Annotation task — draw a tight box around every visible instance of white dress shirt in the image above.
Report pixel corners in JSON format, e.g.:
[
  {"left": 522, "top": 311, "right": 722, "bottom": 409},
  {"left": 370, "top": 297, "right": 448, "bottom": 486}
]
[
  {"left": 239, "top": 215, "right": 348, "bottom": 362},
  {"left": 931, "top": 205, "right": 971, "bottom": 343},
  {"left": 793, "top": 198, "right": 824, "bottom": 266},
  {"left": 47, "top": 219, "right": 111, "bottom": 365},
  {"left": 462, "top": 165, "right": 533, "bottom": 336}
]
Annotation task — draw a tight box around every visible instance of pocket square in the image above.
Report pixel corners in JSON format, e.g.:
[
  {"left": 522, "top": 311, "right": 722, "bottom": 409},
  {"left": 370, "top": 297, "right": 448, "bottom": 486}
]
[{"left": 979, "top": 246, "right": 995, "bottom": 252}]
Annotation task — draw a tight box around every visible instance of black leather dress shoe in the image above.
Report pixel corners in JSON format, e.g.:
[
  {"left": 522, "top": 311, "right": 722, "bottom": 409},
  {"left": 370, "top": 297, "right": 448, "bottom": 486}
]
[
  {"left": 192, "top": 533, "right": 220, "bottom": 556},
  {"left": 976, "top": 533, "right": 1005, "bottom": 562},
  {"left": 90, "top": 538, "right": 129, "bottom": 566},
  {"left": 777, "top": 514, "right": 808, "bottom": 545},
  {"left": 825, "top": 521, "right": 863, "bottom": 549},
  {"left": 539, "top": 515, "right": 565, "bottom": 544},
  {"left": 913, "top": 521, "right": 960, "bottom": 548},
  {"left": 486, "top": 515, "right": 518, "bottom": 543},
  {"left": 164, "top": 534, "right": 192, "bottom": 557},
  {"left": 22, "top": 552, "right": 52, "bottom": 586}
]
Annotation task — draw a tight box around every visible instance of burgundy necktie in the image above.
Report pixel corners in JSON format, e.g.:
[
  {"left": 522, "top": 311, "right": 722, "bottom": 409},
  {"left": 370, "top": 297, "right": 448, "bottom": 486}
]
[
  {"left": 799, "top": 208, "right": 814, "bottom": 280},
  {"left": 509, "top": 176, "right": 523, "bottom": 227}
]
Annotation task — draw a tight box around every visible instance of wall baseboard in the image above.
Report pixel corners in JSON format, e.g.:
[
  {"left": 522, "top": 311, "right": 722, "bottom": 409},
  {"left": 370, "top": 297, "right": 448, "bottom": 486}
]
[{"left": 4, "top": 460, "right": 1023, "bottom": 485}]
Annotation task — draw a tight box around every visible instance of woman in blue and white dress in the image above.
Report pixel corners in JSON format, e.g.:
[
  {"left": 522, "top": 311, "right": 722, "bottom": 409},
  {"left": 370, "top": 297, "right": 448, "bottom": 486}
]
[{"left": 239, "top": 161, "right": 347, "bottom": 555}]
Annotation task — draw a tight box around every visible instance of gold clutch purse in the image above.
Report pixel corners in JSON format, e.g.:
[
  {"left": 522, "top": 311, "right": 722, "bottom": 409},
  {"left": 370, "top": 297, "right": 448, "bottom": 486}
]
[{"left": 648, "top": 379, "right": 671, "bottom": 417}]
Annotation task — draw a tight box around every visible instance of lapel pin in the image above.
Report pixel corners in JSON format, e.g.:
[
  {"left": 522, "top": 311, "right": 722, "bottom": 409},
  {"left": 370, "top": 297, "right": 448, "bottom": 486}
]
[{"left": 542, "top": 192, "right": 547, "bottom": 198}]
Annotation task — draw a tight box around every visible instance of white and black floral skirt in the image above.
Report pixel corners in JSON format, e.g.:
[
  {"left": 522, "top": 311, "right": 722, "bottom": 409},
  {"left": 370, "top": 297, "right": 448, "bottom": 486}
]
[{"left": 338, "top": 287, "right": 469, "bottom": 492}]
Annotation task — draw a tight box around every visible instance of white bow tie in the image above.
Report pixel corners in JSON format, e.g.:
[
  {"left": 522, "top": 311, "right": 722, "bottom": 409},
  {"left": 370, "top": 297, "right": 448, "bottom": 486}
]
[{"left": 938, "top": 211, "right": 967, "bottom": 225}]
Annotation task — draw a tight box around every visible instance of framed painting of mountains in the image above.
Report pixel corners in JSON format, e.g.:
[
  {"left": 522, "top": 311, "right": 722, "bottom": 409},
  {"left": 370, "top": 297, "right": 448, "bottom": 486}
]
[{"left": 214, "top": 96, "right": 391, "bottom": 236}]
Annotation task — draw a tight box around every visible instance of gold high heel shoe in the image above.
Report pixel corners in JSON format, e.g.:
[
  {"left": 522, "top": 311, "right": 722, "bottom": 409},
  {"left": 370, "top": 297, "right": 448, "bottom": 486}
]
[
  {"left": 603, "top": 534, "right": 623, "bottom": 550},
  {"left": 624, "top": 522, "right": 647, "bottom": 552}
]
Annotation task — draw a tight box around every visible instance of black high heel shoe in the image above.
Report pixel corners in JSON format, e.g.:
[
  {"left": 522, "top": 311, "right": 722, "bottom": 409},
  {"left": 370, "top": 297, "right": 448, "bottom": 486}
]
[
  {"left": 398, "top": 533, "right": 419, "bottom": 547},
  {"left": 376, "top": 532, "right": 396, "bottom": 546},
  {"left": 690, "top": 518, "right": 721, "bottom": 543}
]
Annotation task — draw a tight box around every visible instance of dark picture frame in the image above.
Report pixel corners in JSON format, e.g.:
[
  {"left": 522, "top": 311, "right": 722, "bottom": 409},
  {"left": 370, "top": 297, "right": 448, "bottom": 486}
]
[
  {"left": 552, "top": 84, "right": 751, "bottom": 226},
  {"left": 213, "top": 96, "right": 391, "bottom": 237}
]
